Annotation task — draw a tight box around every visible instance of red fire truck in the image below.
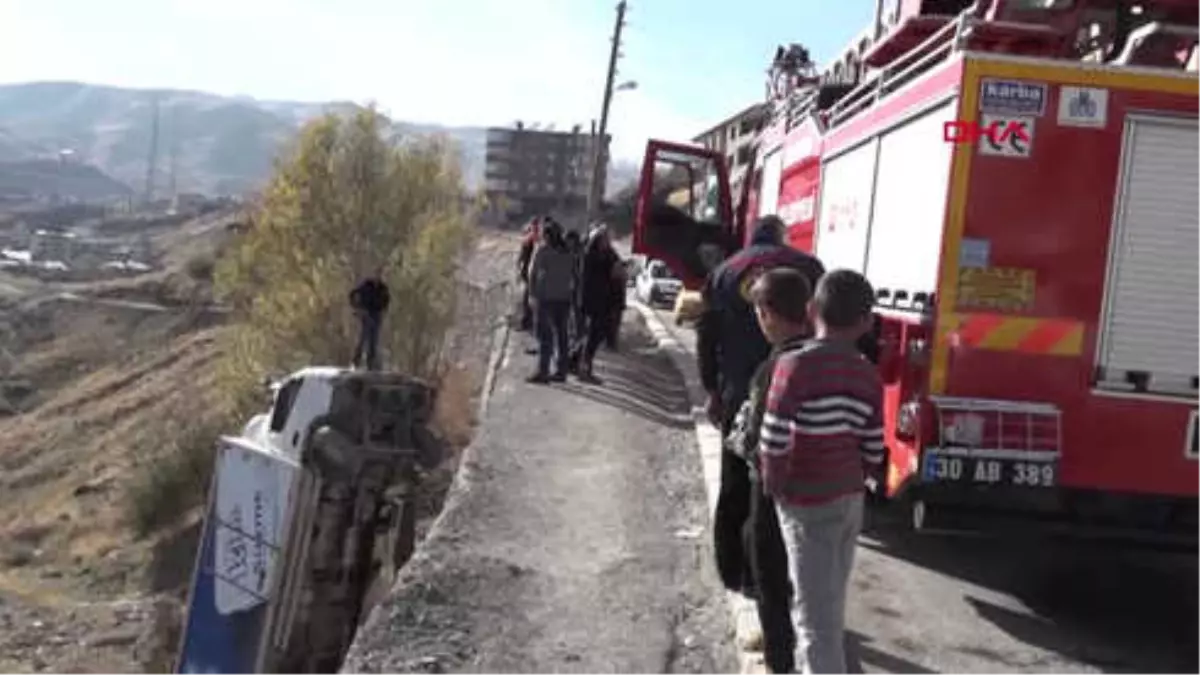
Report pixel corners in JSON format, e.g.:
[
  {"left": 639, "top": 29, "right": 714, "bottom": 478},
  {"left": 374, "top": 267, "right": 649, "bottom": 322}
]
[{"left": 634, "top": 0, "right": 1198, "bottom": 542}]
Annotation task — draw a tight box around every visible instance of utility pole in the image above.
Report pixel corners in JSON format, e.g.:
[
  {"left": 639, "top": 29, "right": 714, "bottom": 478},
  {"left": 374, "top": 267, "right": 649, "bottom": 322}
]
[
  {"left": 585, "top": 0, "right": 627, "bottom": 229},
  {"left": 144, "top": 93, "right": 160, "bottom": 206}
]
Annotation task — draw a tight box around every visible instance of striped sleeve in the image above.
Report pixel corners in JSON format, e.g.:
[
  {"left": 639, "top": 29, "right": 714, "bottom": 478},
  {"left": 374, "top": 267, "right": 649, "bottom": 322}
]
[
  {"left": 758, "top": 355, "right": 805, "bottom": 495},
  {"left": 855, "top": 378, "right": 885, "bottom": 465},
  {"left": 759, "top": 356, "right": 803, "bottom": 458}
]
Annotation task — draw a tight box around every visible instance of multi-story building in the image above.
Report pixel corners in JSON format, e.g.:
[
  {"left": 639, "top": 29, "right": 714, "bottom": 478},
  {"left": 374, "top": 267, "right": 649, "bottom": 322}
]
[
  {"left": 483, "top": 123, "right": 609, "bottom": 226},
  {"left": 692, "top": 102, "right": 769, "bottom": 200}
]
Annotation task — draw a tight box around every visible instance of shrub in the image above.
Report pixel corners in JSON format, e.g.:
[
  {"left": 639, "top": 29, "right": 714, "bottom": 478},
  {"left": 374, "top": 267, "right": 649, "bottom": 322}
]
[{"left": 126, "top": 416, "right": 227, "bottom": 538}]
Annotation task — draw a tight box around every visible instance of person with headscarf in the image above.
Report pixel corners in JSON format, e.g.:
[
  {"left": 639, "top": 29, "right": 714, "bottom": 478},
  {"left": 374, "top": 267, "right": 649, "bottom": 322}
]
[
  {"left": 517, "top": 216, "right": 542, "bottom": 332},
  {"left": 573, "top": 224, "right": 624, "bottom": 383},
  {"left": 698, "top": 215, "right": 825, "bottom": 675}
]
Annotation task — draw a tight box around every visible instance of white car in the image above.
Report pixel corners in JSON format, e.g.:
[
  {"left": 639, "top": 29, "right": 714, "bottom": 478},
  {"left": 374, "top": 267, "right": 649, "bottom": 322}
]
[{"left": 635, "top": 259, "right": 683, "bottom": 307}]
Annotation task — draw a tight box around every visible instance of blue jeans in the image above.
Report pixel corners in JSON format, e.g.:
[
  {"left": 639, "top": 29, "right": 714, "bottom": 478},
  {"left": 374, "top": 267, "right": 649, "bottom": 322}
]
[
  {"left": 535, "top": 299, "right": 571, "bottom": 376},
  {"left": 353, "top": 312, "right": 382, "bottom": 370}
]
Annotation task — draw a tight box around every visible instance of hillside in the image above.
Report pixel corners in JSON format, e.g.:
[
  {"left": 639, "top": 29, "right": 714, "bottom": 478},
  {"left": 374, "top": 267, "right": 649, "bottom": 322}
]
[
  {"left": 0, "top": 218, "right": 520, "bottom": 673},
  {"left": 0, "top": 159, "right": 132, "bottom": 202},
  {"left": 0, "top": 82, "right": 488, "bottom": 197}
]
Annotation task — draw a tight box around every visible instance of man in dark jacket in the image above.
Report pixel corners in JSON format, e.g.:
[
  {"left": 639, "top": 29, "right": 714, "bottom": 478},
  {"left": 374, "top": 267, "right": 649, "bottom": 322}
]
[
  {"left": 698, "top": 215, "right": 824, "bottom": 673},
  {"left": 526, "top": 221, "right": 576, "bottom": 383},
  {"left": 349, "top": 266, "right": 391, "bottom": 371}
]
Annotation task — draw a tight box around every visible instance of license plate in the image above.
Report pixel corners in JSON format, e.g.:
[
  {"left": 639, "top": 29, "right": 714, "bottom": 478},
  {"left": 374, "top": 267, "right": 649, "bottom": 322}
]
[{"left": 922, "top": 453, "right": 1057, "bottom": 488}]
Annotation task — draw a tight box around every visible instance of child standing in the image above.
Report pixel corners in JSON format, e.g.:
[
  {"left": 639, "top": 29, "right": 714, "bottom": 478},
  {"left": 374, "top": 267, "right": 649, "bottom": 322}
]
[
  {"left": 752, "top": 268, "right": 885, "bottom": 674},
  {"left": 727, "top": 267, "right": 814, "bottom": 674}
]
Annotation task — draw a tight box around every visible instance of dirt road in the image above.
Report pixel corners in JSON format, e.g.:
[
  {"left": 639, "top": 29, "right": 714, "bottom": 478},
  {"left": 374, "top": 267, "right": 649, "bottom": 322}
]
[
  {"left": 643, "top": 302, "right": 1199, "bottom": 674},
  {"left": 345, "top": 315, "right": 738, "bottom": 673}
]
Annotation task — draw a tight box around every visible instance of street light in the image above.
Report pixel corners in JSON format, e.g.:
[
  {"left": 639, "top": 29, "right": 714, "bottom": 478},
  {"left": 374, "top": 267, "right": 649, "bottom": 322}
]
[{"left": 615, "top": 80, "right": 638, "bottom": 92}]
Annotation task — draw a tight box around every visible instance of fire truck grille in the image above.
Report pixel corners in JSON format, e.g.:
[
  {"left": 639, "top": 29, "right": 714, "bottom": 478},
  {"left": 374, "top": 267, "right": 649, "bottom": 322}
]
[{"left": 930, "top": 396, "right": 1062, "bottom": 458}]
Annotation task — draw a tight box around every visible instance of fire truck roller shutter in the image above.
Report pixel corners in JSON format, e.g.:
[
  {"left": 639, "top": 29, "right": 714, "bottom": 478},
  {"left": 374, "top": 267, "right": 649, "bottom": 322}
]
[
  {"left": 865, "top": 99, "right": 958, "bottom": 305},
  {"left": 758, "top": 147, "right": 784, "bottom": 218},
  {"left": 815, "top": 136, "right": 881, "bottom": 274},
  {"left": 1096, "top": 115, "right": 1199, "bottom": 397}
]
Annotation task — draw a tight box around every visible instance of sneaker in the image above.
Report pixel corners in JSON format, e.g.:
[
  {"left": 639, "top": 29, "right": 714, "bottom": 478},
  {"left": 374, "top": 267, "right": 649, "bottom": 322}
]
[
  {"left": 735, "top": 603, "right": 765, "bottom": 651},
  {"left": 549, "top": 372, "right": 567, "bottom": 383},
  {"left": 526, "top": 373, "right": 550, "bottom": 384},
  {"left": 577, "top": 371, "right": 601, "bottom": 385}
]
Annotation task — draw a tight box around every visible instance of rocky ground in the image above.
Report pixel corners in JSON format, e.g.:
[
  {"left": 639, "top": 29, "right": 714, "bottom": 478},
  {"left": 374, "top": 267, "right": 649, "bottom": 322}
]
[{"left": 344, "top": 315, "right": 738, "bottom": 674}]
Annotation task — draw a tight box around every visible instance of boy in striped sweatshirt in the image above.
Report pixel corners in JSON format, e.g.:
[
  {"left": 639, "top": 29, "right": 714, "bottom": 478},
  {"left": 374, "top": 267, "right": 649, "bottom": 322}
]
[{"left": 753, "top": 268, "right": 885, "bottom": 674}]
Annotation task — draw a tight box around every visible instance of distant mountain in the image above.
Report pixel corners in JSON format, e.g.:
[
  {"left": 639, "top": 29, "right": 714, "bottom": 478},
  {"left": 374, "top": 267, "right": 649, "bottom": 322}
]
[{"left": 0, "top": 82, "right": 488, "bottom": 197}]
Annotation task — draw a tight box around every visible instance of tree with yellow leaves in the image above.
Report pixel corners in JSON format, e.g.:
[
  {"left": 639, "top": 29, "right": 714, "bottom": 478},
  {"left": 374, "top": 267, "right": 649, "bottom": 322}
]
[{"left": 213, "top": 106, "right": 476, "bottom": 413}]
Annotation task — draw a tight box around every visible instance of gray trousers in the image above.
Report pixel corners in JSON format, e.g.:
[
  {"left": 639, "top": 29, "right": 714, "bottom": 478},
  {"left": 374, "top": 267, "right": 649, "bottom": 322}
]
[{"left": 775, "top": 493, "right": 863, "bottom": 674}]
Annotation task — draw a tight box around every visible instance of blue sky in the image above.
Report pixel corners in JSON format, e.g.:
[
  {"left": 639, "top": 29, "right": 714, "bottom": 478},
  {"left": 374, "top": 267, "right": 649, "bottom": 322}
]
[{"left": 0, "top": 0, "right": 875, "bottom": 160}]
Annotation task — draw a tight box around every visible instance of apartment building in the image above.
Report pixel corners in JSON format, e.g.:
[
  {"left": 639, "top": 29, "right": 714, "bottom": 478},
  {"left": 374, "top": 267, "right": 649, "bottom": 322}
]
[
  {"left": 483, "top": 123, "right": 609, "bottom": 225},
  {"left": 692, "top": 102, "right": 769, "bottom": 198}
]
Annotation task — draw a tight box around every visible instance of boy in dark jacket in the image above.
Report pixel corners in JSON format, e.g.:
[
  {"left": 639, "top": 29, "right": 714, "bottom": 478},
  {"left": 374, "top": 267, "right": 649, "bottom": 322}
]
[
  {"left": 724, "top": 267, "right": 813, "bottom": 674},
  {"left": 349, "top": 267, "right": 391, "bottom": 371}
]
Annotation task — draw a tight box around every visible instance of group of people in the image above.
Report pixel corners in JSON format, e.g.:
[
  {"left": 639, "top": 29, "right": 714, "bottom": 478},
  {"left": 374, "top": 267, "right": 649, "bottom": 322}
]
[
  {"left": 517, "top": 215, "right": 626, "bottom": 385},
  {"left": 700, "top": 215, "right": 885, "bottom": 674}
]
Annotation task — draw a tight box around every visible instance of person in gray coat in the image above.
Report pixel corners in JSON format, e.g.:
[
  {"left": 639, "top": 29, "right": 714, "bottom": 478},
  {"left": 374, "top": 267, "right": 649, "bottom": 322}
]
[{"left": 527, "top": 220, "right": 576, "bottom": 383}]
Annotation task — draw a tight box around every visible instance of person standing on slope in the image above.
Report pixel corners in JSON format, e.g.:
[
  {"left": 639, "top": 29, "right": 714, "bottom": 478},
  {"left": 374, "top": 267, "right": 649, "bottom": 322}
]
[
  {"left": 698, "top": 215, "right": 824, "bottom": 674},
  {"left": 349, "top": 266, "right": 391, "bottom": 371}
]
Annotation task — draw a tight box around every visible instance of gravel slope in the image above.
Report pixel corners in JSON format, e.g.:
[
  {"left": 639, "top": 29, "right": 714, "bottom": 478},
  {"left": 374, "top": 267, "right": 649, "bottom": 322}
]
[{"left": 344, "top": 314, "right": 738, "bottom": 673}]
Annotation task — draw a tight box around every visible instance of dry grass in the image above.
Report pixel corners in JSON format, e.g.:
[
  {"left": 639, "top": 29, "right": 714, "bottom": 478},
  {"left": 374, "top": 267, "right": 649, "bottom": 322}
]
[
  {"left": 0, "top": 325, "right": 225, "bottom": 598},
  {"left": 433, "top": 365, "right": 478, "bottom": 450}
]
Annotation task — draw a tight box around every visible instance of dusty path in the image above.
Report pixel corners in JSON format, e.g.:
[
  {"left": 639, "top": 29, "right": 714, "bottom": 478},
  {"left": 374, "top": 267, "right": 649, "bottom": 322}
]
[
  {"left": 643, "top": 302, "right": 1199, "bottom": 674},
  {"left": 345, "top": 314, "right": 738, "bottom": 673}
]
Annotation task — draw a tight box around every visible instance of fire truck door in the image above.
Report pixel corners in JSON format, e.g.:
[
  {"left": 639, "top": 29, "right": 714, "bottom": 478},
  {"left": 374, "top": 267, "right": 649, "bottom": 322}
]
[{"left": 633, "top": 139, "right": 739, "bottom": 290}]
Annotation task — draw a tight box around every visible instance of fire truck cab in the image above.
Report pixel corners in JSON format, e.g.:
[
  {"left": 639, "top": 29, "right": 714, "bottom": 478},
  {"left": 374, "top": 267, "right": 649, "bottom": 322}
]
[{"left": 634, "top": 0, "right": 1198, "bottom": 543}]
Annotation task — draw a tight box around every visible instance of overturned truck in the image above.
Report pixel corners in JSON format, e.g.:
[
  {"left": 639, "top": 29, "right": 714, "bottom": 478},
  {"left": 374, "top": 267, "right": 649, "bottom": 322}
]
[{"left": 174, "top": 368, "right": 444, "bottom": 673}]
